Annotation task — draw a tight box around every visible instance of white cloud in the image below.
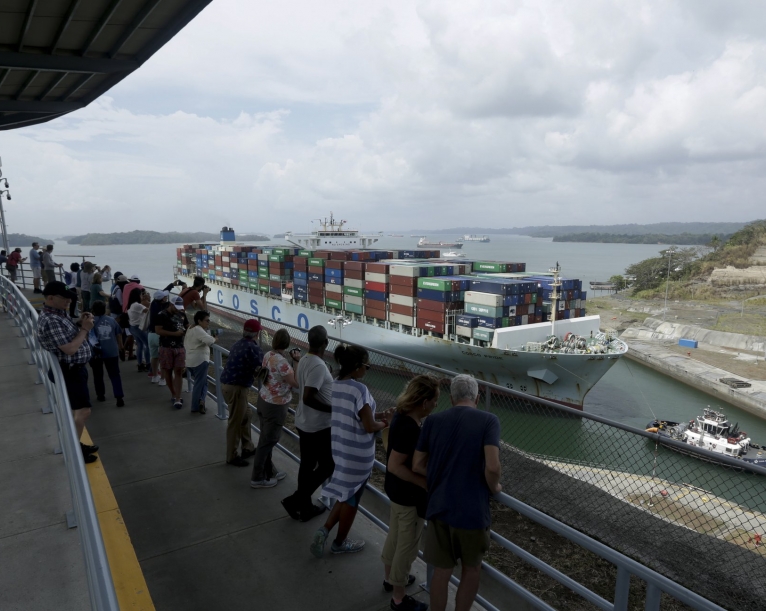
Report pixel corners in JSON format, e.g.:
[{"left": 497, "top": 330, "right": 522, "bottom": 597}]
[{"left": 3, "top": 0, "right": 766, "bottom": 235}]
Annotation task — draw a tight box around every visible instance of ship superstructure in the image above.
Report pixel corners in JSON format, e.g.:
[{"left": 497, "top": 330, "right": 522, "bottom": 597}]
[
  {"left": 285, "top": 212, "right": 382, "bottom": 250},
  {"left": 462, "top": 234, "right": 491, "bottom": 242}
]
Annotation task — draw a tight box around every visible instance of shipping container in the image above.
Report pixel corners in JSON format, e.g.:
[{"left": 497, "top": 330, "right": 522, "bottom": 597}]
[{"left": 388, "top": 312, "right": 416, "bottom": 326}]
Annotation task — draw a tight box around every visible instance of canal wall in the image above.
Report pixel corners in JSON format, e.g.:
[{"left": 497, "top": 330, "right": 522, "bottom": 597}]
[{"left": 623, "top": 339, "right": 766, "bottom": 419}]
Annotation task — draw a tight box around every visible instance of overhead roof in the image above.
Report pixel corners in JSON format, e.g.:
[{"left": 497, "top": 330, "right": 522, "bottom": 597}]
[{"left": 0, "top": 0, "right": 213, "bottom": 131}]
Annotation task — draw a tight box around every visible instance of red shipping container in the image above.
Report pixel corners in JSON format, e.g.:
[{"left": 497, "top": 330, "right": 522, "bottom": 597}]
[
  {"left": 389, "top": 303, "right": 415, "bottom": 317},
  {"left": 269, "top": 280, "right": 281, "bottom": 288},
  {"left": 329, "top": 251, "right": 350, "bottom": 260},
  {"left": 345, "top": 270, "right": 364, "bottom": 280},
  {"left": 325, "top": 260, "right": 344, "bottom": 269},
  {"left": 345, "top": 261, "right": 365, "bottom": 271},
  {"left": 294, "top": 256, "right": 308, "bottom": 265},
  {"left": 389, "top": 284, "right": 417, "bottom": 297},
  {"left": 389, "top": 275, "right": 418, "bottom": 288},
  {"left": 417, "top": 299, "right": 463, "bottom": 314},
  {"left": 366, "top": 262, "right": 390, "bottom": 274},
  {"left": 308, "top": 280, "right": 324, "bottom": 289},
  {"left": 364, "top": 281, "right": 387, "bottom": 293},
  {"left": 308, "top": 265, "right": 324, "bottom": 274},
  {"left": 231, "top": 278, "right": 239, "bottom": 286},
  {"left": 294, "top": 265, "right": 307, "bottom": 272},
  {"left": 309, "top": 294, "right": 324, "bottom": 305},
  {"left": 314, "top": 251, "right": 331, "bottom": 259},
  {"left": 416, "top": 316, "right": 446, "bottom": 334},
  {"left": 524, "top": 293, "right": 531, "bottom": 304},
  {"left": 364, "top": 299, "right": 387, "bottom": 314},
  {"left": 269, "top": 263, "right": 285, "bottom": 272}
]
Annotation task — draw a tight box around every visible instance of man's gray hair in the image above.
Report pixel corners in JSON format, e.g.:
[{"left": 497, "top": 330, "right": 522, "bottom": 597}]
[
  {"left": 450, "top": 374, "right": 479, "bottom": 404},
  {"left": 243, "top": 330, "right": 258, "bottom": 339}
]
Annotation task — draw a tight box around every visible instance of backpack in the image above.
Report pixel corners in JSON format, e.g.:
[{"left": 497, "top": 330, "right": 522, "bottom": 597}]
[
  {"left": 64, "top": 271, "right": 73, "bottom": 285},
  {"left": 108, "top": 286, "right": 122, "bottom": 315}
]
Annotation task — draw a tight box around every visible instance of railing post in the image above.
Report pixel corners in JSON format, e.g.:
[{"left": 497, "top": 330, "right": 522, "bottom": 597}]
[
  {"left": 613, "top": 566, "right": 631, "bottom": 611},
  {"left": 644, "top": 583, "right": 661, "bottom": 611},
  {"left": 484, "top": 384, "right": 491, "bottom": 411},
  {"left": 213, "top": 346, "right": 227, "bottom": 420}
]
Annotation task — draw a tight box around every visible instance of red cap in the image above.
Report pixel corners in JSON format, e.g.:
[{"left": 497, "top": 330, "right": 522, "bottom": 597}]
[{"left": 243, "top": 319, "right": 262, "bottom": 333}]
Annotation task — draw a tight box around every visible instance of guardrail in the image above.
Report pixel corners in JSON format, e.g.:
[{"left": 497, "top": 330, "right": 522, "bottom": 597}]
[
  {"left": 0, "top": 261, "right": 66, "bottom": 289},
  {"left": 204, "top": 335, "right": 729, "bottom": 611},
  {"left": 0, "top": 277, "right": 119, "bottom": 611}
]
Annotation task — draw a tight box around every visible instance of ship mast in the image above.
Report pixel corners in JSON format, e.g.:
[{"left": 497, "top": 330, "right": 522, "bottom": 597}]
[{"left": 549, "top": 262, "right": 561, "bottom": 338}]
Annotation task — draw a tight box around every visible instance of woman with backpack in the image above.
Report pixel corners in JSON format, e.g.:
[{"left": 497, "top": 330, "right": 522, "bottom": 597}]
[{"left": 89, "top": 301, "right": 125, "bottom": 407}]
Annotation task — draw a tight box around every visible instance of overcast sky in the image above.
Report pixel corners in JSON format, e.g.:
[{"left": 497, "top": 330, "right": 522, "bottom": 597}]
[{"left": 3, "top": 0, "right": 766, "bottom": 235}]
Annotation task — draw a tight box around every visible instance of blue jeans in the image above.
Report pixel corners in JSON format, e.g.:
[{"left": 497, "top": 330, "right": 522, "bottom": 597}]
[
  {"left": 89, "top": 356, "right": 123, "bottom": 399},
  {"left": 187, "top": 362, "right": 209, "bottom": 411},
  {"left": 129, "top": 325, "right": 150, "bottom": 365}
]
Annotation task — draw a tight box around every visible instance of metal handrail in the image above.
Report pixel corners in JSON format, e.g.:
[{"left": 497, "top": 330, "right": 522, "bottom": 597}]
[
  {"left": 0, "top": 277, "right": 119, "bottom": 611},
  {"left": 207, "top": 341, "right": 725, "bottom": 611}
]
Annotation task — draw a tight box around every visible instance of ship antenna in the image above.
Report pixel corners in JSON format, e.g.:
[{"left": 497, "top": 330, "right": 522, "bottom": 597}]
[{"left": 549, "top": 262, "right": 561, "bottom": 338}]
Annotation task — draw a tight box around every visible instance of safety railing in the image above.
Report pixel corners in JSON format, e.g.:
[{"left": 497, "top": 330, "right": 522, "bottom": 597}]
[
  {"left": 0, "top": 276, "right": 119, "bottom": 611},
  {"left": 205, "top": 334, "right": 731, "bottom": 611},
  {"left": 0, "top": 261, "right": 66, "bottom": 290}
]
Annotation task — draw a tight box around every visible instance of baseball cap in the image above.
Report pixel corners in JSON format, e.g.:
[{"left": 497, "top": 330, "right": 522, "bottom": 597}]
[
  {"left": 129, "top": 275, "right": 140, "bottom": 282},
  {"left": 42, "top": 281, "right": 75, "bottom": 299},
  {"left": 153, "top": 290, "right": 169, "bottom": 301},
  {"left": 243, "top": 319, "right": 262, "bottom": 333},
  {"left": 116, "top": 274, "right": 128, "bottom": 282},
  {"left": 171, "top": 295, "right": 185, "bottom": 310}
]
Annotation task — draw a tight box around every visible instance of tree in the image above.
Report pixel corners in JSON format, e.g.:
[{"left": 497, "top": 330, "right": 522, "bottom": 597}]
[
  {"left": 707, "top": 235, "right": 721, "bottom": 251},
  {"left": 608, "top": 275, "right": 627, "bottom": 290}
]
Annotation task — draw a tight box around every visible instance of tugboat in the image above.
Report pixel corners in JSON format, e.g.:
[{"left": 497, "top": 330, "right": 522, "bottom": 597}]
[{"left": 647, "top": 408, "right": 766, "bottom": 467}]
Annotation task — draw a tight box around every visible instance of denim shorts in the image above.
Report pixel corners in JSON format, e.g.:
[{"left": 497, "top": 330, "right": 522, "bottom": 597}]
[{"left": 148, "top": 332, "right": 160, "bottom": 359}]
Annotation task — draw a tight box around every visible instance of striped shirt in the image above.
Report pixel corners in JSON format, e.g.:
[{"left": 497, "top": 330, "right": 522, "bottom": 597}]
[{"left": 322, "top": 379, "right": 377, "bottom": 503}]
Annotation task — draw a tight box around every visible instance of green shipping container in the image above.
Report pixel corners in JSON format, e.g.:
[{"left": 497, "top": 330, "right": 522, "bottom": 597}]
[
  {"left": 465, "top": 303, "right": 504, "bottom": 317},
  {"left": 258, "top": 270, "right": 269, "bottom": 279},
  {"left": 308, "top": 258, "right": 325, "bottom": 267},
  {"left": 417, "top": 277, "right": 453, "bottom": 291},
  {"left": 248, "top": 281, "right": 260, "bottom": 290},
  {"left": 344, "top": 303, "right": 364, "bottom": 315},
  {"left": 299, "top": 250, "right": 314, "bottom": 257},
  {"left": 268, "top": 254, "right": 285, "bottom": 262},
  {"left": 258, "top": 282, "right": 269, "bottom": 291},
  {"left": 343, "top": 286, "right": 363, "bottom": 297},
  {"left": 473, "top": 328, "right": 494, "bottom": 342},
  {"left": 325, "top": 298, "right": 343, "bottom": 310},
  {"left": 271, "top": 248, "right": 290, "bottom": 255},
  {"left": 473, "top": 261, "right": 507, "bottom": 273}
]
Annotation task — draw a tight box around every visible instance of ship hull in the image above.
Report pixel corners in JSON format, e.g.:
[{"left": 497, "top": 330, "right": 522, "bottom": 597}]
[{"left": 185, "top": 275, "right": 623, "bottom": 407}]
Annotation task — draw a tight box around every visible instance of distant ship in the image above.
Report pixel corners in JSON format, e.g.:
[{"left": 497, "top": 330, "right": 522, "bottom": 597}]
[
  {"left": 417, "top": 237, "right": 463, "bottom": 249},
  {"left": 462, "top": 234, "right": 491, "bottom": 243},
  {"left": 389, "top": 234, "right": 404, "bottom": 237}
]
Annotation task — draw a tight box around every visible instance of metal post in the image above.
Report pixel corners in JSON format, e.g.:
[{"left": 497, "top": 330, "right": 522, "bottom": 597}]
[
  {"left": 613, "top": 566, "right": 631, "bottom": 611},
  {"left": 644, "top": 583, "right": 662, "bottom": 611},
  {"left": 662, "top": 248, "right": 674, "bottom": 321},
  {"left": 213, "top": 347, "right": 227, "bottom": 420},
  {"left": 0, "top": 192, "right": 9, "bottom": 254}
]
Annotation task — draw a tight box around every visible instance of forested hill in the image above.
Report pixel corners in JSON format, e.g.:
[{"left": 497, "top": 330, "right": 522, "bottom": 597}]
[
  {"left": 65, "top": 231, "right": 270, "bottom": 245},
  {"left": 5, "top": 233, "right": 50, "bottom": 248},
  {"left": 552, "top": 232, "right": 731, "bottom": 244},
  {"left": 422, "top": 222, "right": 748, "bottom": 237}
]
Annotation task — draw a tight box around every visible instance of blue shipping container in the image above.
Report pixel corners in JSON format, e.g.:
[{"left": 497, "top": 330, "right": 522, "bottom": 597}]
[
  {"left": 416, "top": 288, "right": 463, "bottom": 302},
  {"left": 365, "top": 290, "right": 387, "bottom": 301},
  {"left": 308, "top": 273, "right": 322, "bottom": 282},
  {"left": 678, "top": 338, "right": 698, "bottom": 348},
  {"left": 456, "top": 314, "right": 480, "bottom": 328},
  {"left": 477, "top": 315, "right": 504, "bottom": 329},
  {"left": 294, "top": 271, "right": 307, "bottom": 280},
  {"left": 325, "top": 268, "right": 343, "bottom": 278},
  {"left": 325, "top": 276, "right": 343, "bottom": 285}
]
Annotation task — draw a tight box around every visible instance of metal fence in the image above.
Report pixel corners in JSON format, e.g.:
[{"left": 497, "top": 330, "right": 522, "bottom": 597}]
[
  {"left": 203, "top": 303, "right": 766, "bottom": 611},
  {"left": 0, "top": 261, "right": 67, "bottom": 289},
  {"left": 0, "top": 276, "right": 119, "bottom": 611}
]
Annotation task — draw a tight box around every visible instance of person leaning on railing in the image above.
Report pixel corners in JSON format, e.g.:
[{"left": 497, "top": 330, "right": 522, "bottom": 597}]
[
  {"left": 36, "top": 281, "right": 100, "bottom": 464},
  {"left": 5, "top": 248, "right": 26, "bottom": 284},
  {"left": 29, "top": 242, "right": 43, "bottom": 293},
  {"left": 413, "top": 374, "right": 502, "bottom": 611},
  {"left": 42, "top": 244, "right": 62, "bottom": 284},
  {"left": 184, "top": 310, "right": 217, "bottom": 414}
]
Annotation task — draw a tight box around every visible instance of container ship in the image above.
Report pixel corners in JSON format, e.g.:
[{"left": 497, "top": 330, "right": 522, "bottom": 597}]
[
  {"left": 174, "top": 227, "right": 627, "bottom": 408},
  {"left": 417, "top": 237, "right": 463, "bottom": 249},
  {"left": 462, "top": 234, "right": 491, "bottom": 243}
]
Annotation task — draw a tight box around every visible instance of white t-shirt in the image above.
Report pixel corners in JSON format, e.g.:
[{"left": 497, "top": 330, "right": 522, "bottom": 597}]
[
  {"left": 294, "top": 354, "right": 333, "bottom": 433},
  {"left": 184, "top": 325, "right": 216, "bottom": 368},
  {"left": 127, "top": 302, "right": 147, "bottom": 328}
]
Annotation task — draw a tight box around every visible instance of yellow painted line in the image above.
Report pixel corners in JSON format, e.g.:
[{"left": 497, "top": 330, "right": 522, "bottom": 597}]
[{"left": 82, "top": 429, "right": 156, "bottom": 611}]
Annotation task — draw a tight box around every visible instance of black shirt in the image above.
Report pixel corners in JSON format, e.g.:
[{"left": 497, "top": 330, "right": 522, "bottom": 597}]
[
  {"left": 384, "top": 412, "right": 427, "bottom": 517},
  {"left": 155, "top": 310, "right": 189, "bottom": 348}
]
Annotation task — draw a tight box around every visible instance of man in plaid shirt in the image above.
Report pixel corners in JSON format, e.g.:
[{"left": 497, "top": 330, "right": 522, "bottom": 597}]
[{"left": 37, "top": 281, "right": 100, "bottom": 464}]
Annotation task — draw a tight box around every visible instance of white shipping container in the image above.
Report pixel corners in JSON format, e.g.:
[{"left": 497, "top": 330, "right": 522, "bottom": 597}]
[
  {"left": 230, "top": 262, "right": 239, "bottom": 269},
  {"left": 526, "top": 304, "right": 535, "bottom": 315},
  {"left": 389, "top": 294, "right": 416, "bottom": 307},
  {"left": 507, "top": 306, "right": 517, "bottom": 316},
  {"left": 345, "top": 278, "right": 364, "bottom": 289},
  {"left": 390, "top": 264, "right": 426, "bottom": 277},
  {"left": 521, "top": 315, "right": 529, "bottom": 325},
  {"left": 365, "top": 272, "right": 389, "bottom": 283},
  {"left": 325, "top": 283, "right": 342, "bottom": 294},
  {"left": 388, "top": 312, "right": 416, "bottom": 326},
  {"left": 258, "top": 253, "right": 269, "bottom": 261},
  {"left": 464, "top": 291, "right": 503, "bottom": 307},
  {"left": 456, "top": 325, "right": 473, "bottom": 338},
  {"left": 344, "top": 295, "right": 363, "bottom": 306}
]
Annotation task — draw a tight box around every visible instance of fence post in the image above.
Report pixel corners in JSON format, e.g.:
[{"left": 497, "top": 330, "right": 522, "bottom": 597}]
[
  {"left": 213, "top": 346, "right": 227, "bottom": 420},
  {"left": 644, "top": 583, "right": 661, "bottom": 611},
  {"left": 613, "top": 566, "right": 631, "bottom": 611},
  {"left": 484, "top": 384, "right": 491, "bottom": 411}
]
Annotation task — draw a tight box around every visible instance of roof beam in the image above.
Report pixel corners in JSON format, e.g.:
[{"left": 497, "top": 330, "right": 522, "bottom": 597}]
[
  {"left": 0, "top": 68, "right": 10, "bottom": 90},
  {"left": 14, "top": 70, "right": 39, "bottom": 100},
  {"left": 37, "top": 72, "right": 68, "bottom": 100},
  {"left": 136, "top": 0, "right": 213, "bottom": 64},
  {"left": 109, "top": 0, "right": 163, "bottom": 58},
  {"left": 0, "top": 51, "right": 138, "bottom": 74},
  {"left": 18, "top": 0, "right": 39, "bottom": 52},
  {"left": 0, "top": 112, "right": 68, "bottom": 130},
  {"left": 50, "top": 0, "right": 82, "bottom": 54},
  {"left": 82, "top": 0, "right": 124, "bottom": 55},
  {"left": 0, "top": 100, "right": 83, "bottom": 113},
  {"left": 61, "top": 73, "right": 94, "bottom": 101}
]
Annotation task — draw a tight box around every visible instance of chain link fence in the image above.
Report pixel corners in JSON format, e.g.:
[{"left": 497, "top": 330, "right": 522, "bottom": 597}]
[{"left": 206, "top": 305, "right": 766, "bottom": 610}]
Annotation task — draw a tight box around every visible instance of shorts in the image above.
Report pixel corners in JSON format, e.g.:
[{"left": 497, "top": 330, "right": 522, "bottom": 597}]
[
  {"left": 148, "top": 332, "right": 160, "bottom": 359},
  {"left": 159, "top": 346, "right": 186, "bottom": 370},
  {"left": 424, "top": 519, "right": 490, "bottom": 569},
  {"left": 57, "top": 362, "right": 92, "bottom": 411},
  {"left": 345, "top": 480, "right": 368, "bottom": 508},
  {"left": 32, "top": 266, "right": 42, "bottom": 279}
]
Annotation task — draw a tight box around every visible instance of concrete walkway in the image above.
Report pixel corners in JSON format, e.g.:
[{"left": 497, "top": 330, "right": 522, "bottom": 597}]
[{"left": 0, "top": 316, "right": 90, "bottom": 611}]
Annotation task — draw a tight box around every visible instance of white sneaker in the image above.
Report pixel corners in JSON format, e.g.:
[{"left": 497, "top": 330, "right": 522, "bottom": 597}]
[
  {"left": 158, "top": 378, "right": 167, "bottom": 386},
  {"left": 274, "top": 471, "right": 287, "bottom": 481},
  {"left": 250, "top": 478, "right": 278, "bottom": 489},
  {"left": 151, "top": 375, "right": 160, "bottom": 384}
]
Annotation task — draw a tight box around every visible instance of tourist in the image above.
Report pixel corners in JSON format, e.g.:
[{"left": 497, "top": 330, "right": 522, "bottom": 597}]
[
  {"left": 281, "top": 325, "right": 335, "bottom": 522},
  {"left": 310, "top": 345, "right": 392, "bottom": 558},
  {"left": 148, "top": 289, "right": 171, "bottom": 384},
  {"left": 184, "top": 310, "right": 217, "bottom": 413},
  {"left": 0, "top": 250, "right": 7, "bottom": 271},
  {"left": 42, "top": 244, "right": 62, "bottom": 284},
  {"left": 5, "top": 248, "right": 25, "bottom": 283},
  {"left": 65, "top": 263, "right": 80, "bottom": 318},
  {"left": 250, "top": 329, "right": 300, "bottom": 488},
  {"left": 127, "top": 290, "right": 151, "bottom": 372},
  {"left": 109, "top": 273, "right": 129, "bottom": 317},
  {"left": 413, "top": 375, "right": 502, "bottom": 611},
  {"left": 381, "top": 375, "right": 440, "bottom": 611},
  {"left": 36, "top": 281, "right": 99, "bottom": 463},
  {"left": 154, "top": 295, "right": 189, "bottom": 409},
  {"left": 79, "top": 262, "right": 99, "bottom": 312},
  {"left": 29, "top": 242, "right": 43, "bottom": 293},
  {"left": 100, "top": 265, "right": 112, "bottom": 285},
  {"left": 89, "top": 301, "right": 125, "bottom": 407},
  {"left": 90, "top": 272, "right": 109, "bottom": 307},
  {"left": 122, "top": 275, "right": 144, "bottom": 312},
  {"left": 180, "top": 276, "right": 211, "bottom": 311},
  {"left": 219, "top": 319, "right": 264, "bottom": 467}
]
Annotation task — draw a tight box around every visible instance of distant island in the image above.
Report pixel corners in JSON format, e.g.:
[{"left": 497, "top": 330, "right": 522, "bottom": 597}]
[
  {"left": 413, "top": 222, "right": 749, "bottom": 238},
  {"left": 65, "top": 230, "right": 270, "bottom": 245},
  {"left": 551, "top": 232, "right": 732, "bottom": 245},
  {"left": 4, "top": 233, "right": 51, "bottom": 248}
]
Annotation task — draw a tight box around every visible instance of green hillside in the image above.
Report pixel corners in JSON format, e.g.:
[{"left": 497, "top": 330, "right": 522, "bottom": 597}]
[{"left": 66, "top": 230, "right": 270, "bottom": 245}]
